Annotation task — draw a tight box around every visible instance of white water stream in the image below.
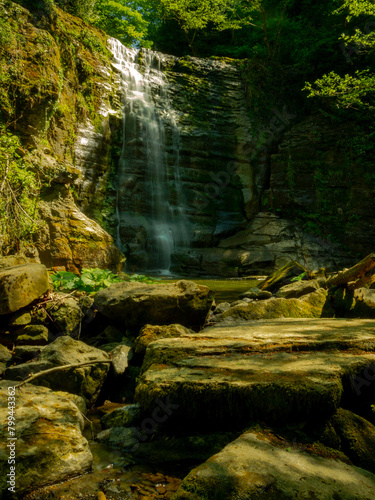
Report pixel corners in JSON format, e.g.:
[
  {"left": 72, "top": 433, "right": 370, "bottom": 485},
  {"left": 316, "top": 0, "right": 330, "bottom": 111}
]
[{"left": 109, "top": 39, "right": 190, "bottom": 273}]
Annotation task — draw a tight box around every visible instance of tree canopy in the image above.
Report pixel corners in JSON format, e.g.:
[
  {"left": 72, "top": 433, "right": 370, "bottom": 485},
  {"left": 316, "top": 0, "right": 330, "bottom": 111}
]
[
  {"left": 152, "top": 0, "right": 261, "bottom": 53},
  {"left": 304, "top": 0, "right": 375, "bottom": 109}
]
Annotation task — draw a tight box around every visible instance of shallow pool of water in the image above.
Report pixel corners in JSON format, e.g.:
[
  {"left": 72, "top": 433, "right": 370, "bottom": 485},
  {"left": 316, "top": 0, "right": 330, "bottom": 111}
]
[{"left": 162, "top": 278, "right": 262, "bottom": 303}]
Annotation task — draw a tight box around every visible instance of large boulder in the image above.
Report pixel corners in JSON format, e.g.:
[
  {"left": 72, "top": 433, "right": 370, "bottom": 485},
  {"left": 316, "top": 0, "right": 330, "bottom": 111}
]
[
  {"left": 0, "top": 264, "right": 49, "bottom": 315},
  {"left": 213, "top": 288, "right": 331, "bottom": 323},
  {"left": 4, "top": 336, "right": 110, "bottom": 405},
  {"left": 135, "top": 319, "right": 375, "bottom": 429},
  {"left": 95, "top": 280, "right": 214, "bottom": 332},
  {"left": 173, "top": 429, "right": 375, "bottom": 499},
  {"left": 0, "top": 254, "right": 40, "bottom": 270},
  {"left": 0, "top": 382, "right": 92, "bottom": 496},
  {"left": 36, "top": 189, "right": 124, "bottom": 273}
]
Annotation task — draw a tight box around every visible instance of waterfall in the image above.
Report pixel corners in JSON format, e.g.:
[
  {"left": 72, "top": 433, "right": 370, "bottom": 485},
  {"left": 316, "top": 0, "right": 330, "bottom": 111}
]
[{"left": 109, "top": 38, "right": 190, "bottom": 274}]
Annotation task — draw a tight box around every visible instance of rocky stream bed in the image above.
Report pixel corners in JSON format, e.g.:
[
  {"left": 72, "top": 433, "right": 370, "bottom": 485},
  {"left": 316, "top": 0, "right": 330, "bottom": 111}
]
[{"left": 1, "top": 255, "right": 375, "bottom": 499}]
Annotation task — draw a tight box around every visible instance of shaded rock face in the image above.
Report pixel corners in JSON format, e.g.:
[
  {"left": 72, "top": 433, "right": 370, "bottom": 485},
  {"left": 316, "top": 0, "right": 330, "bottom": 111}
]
[
  {"left": 269, "top": 113, "right": 375, "bottom": 258},
  {"left": 173, "top": 429, "right": 375, "bottom": 500},
  {"left": 0, "top": 382, "right": 92, "bottom": 496},
  {"left": 170, "top": 213, "right": 351, "bottom": 277},
  {"left": 95, "top": 280, "right": 214, "bottom": 332},
  {"left": 328, "top": 408, "right": 375, "bottom": 473},
  {"left": 332, "top": 287, "right": 375, "bottom": 319}
]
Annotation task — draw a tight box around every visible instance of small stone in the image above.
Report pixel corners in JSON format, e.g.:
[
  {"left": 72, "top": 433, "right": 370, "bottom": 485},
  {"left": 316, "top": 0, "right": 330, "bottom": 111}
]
[
  {"left": 16, "top": 325, "right": 49, "bottom": 346},
  {"left": 0, "top": 344, "right": 12, "bottom": 363},
  {"left": 96, "top": 427, "right": 139, "bottom": 450},
  {"left": 111, "top": 344, "right": 133, "bottom": 377},
  {"left": 213, "top": 302, "right": 231, "bottom": 315},
  {"left": 101, "top": 404, "right": 142, "bottom": 429},
  {"left": 7, "top": 310, "right": 32, "bottom": 327},
  {"left": 13, "top": 345, "right": 43, "bottom": 363},
  {"left": 103, "top": 325, "right": 124, "bottom": 343}
]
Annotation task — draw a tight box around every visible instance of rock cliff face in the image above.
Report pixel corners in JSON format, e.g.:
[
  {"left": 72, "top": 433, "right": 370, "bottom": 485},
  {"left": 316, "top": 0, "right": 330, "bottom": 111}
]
[
  {"left": 108, "top": 43, "right": 255, "bottom": 271},
  {"left": 0, "top": 1, "right": 122, "bottom": 271},
  {"left": 1, "top": 2, "right": 373, "bottom": 275},
  {"left": 268, "top": 113, "right": 375, "bottom": 258}
]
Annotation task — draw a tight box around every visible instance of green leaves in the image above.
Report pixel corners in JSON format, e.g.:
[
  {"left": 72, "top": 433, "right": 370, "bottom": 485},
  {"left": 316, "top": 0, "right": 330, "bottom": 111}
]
[
  {"left": 291, "top": 272, "right": 307, "bottom": 283},
  {"left": 0, "top": 127, "right": 41, "bottom": 253},
  {"left": 94, "top": 0, "right": 149, "bottom": 46},
  {"left": 128, "top": 274, "right": 161, "bottom": 284},
  {"left": 305, "top": 0, "right": 375, "bottom": 109},
  {"left": 51, "top": 268, "right": 123, "bottom": 292},
  {"left": 304, "top": 70, "right": 375, "bottom": 109},
  {"left": 154, "top": 0, "right": 261, "bottom": 52},
  {"left": 51, "top": 269, "right": 162, "bottom": 292}
]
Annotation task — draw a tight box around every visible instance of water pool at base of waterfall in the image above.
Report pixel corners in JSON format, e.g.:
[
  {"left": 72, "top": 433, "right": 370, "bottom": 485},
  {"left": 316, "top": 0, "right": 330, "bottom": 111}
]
[{"left": 160, "top": 277, "right": 263, "bottom": 303}]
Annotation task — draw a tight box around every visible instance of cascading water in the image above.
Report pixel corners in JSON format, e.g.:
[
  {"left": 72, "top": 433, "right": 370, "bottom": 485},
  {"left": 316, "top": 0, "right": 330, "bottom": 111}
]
[{"left": 109, "top": 38, "right": 190, "bottom": 274}]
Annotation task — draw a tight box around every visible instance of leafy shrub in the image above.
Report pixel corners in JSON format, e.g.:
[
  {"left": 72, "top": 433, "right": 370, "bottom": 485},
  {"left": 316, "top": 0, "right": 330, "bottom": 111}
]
[
  {"left": 51, "top": 268, "right": 123, "bottom": 292},
  {"left": 0, "top": 127, "right": 41, "bottom": 253},
  {"left": 51, "top": 269, "right": 161, "bottom": 292}
]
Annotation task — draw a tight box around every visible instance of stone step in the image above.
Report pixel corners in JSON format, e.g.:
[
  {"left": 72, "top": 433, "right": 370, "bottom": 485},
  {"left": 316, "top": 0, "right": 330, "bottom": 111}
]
[{"left": 135, "top": 319, "right": 375, "bottom": 429}]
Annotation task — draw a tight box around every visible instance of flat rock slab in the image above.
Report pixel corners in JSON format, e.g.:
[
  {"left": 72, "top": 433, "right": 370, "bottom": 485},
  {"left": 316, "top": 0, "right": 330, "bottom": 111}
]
[
  {"left": 135, "top": 319, "right": 375, "bottom": 429},
  {"left": 173, "top": 430, "right": 375, "bottom": 499},
  {"left": 0, "top": 264, "right": 49, "bottom": 315}
]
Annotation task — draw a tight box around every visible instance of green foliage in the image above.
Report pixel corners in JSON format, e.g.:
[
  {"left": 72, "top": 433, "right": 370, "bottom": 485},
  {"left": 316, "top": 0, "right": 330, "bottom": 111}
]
[
  {"left": 55, "top": 0, "right": 98, "bottom": 21},
  {"left": 51, "top": 268, "right": 123, "bottom": 292},
  {"left": 291, "top": 272, "right": 307, "bottom": 282},
  {"left": 93, "top": 0, "right": 150, "bottom": 46},
  {"left": 128, "top": 273, "right": 161, "bottom": 284},
  {"left": 304, "top": 70, "right": 375, "bottom": 109},
  {"left": 305, "top": 0, "right": 375, "bottom": 109},
  {"left": 0, "top": 127, "right": 41, "bottom": 252},
  {"left": 51, "top": 269, "right": 161, "bottom": 292},
  {"left": 153, "top": 0, "right": 261, "bottom": 53}
]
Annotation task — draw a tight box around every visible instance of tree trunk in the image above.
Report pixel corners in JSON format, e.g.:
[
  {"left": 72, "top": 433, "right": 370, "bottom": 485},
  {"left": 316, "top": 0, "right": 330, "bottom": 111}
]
[{"left": 327, "top": 254, "right": 375, "bottom": 288}]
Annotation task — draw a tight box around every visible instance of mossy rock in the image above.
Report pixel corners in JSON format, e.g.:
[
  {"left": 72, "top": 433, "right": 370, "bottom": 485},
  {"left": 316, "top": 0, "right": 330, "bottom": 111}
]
[
  {"left": 329, "top": 408, "right": 375, "bottom": 473},
  {"left": 172, "top": 428, "right": 375, "bottom": 499}
]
